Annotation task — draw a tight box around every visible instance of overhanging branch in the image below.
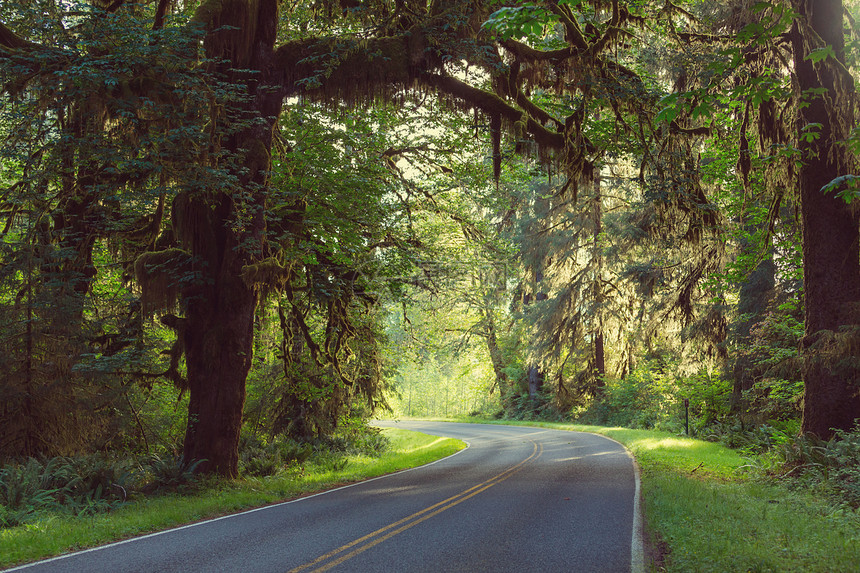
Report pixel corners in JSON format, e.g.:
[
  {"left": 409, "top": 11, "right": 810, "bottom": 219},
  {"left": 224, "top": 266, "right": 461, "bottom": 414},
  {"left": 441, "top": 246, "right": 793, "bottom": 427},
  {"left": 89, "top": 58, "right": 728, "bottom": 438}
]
[{"left": 421, "top": 72, "right": 566, "bottom": 150}]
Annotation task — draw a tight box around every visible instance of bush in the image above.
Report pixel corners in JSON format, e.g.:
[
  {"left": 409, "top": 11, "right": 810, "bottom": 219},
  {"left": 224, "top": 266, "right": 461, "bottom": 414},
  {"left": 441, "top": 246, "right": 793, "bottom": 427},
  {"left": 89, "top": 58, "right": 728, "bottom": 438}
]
[
  {"left": 575, "top": 366, "right": 665, "bottom": 428},
  {"left": 0, "top": 458, "right": 58, "bottom": 527},
  {"left": 142, "top": 454, "right": 203, "bottom": 493},
  {"left": 498, "top": 388, "right": 565, "bottom": 422},
  {"left": 574, "top": 363, "right": 734, "bottom": 434},
  {"left": 776, "top": 426, "right": 860, "bottom": 506},
  {"left": 238, "top": 434, "right": 317, "bottom": 478},
  {"left": 59, "top": 454, "right": 137, "bottom": 514},
  {"left": 0, "top": 454, "right": 135, "bottom": 527},
  {"left": 700, "top": 420, "right": 799, "bottom": 454},
  {"left": 239, "top": 435, "right": 282, "bottom": 478}
]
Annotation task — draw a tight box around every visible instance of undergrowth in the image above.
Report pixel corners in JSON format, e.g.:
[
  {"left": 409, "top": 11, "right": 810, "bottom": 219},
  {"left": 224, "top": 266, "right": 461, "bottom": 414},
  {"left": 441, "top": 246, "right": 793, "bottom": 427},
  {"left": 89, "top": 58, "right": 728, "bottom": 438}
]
[{"left": 0, "top": 426, "right": 392, "bottom": 530}]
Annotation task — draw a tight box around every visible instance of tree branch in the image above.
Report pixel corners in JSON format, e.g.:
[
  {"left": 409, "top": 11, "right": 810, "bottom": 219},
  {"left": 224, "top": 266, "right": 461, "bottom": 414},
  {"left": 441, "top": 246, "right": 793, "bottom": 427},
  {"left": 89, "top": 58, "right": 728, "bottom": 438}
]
[
  {"left": 501, "top": 39, "right": 578, "bottom": 62},
  {"left": 0, "top": 21, "right": 37, "bottom": 51},
  {"left": 421, "top": 73, "right": 566, "bottom": 150}
]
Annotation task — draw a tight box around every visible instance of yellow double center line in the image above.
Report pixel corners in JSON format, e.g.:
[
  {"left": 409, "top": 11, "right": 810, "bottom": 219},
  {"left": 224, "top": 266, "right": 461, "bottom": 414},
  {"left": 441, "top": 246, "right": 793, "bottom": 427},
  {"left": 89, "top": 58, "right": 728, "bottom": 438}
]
[{"left": 288, "top": 440, "right": 542, "bottom": 573}]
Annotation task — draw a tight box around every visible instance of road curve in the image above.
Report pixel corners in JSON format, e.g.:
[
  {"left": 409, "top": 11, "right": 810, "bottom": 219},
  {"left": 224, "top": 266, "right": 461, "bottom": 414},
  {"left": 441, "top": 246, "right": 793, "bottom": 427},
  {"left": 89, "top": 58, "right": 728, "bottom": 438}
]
[{"left": 5, "top": 421, "right": 643, "bottom": 573}]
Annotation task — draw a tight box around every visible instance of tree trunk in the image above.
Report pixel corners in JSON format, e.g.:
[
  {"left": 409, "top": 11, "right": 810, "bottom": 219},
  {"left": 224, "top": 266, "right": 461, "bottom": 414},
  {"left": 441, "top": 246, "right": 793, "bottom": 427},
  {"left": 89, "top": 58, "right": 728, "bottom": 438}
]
[
  {"left": 730, "top": 233, "right": 775, "bottom": 416},
  {"left": 592, "top": 173, "right": 606, "bottom": 392},
  {"left": 528, "top": 270, "right": 547, "bottom": 403},
  {"left": 527, "top": 365, "right": 544, "bottom": 400},
  {"left": 483, "top": 309, "right": 508, "bottom": 393},
  {"left": 178, "top": 0, "right": 281, "bottom": 476},
  {"left": 181, "top": 231, "right": 257, "bottom": 477},
  {"left": 793, "top": 0, "right": 860, "bottom": 437}
]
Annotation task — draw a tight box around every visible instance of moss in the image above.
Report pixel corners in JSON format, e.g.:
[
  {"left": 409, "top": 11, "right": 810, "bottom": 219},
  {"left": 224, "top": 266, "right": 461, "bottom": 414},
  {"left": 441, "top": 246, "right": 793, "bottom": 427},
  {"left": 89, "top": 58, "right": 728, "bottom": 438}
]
[
  {"left": 275, "top": 35, "right": 416, "bottom": 102},
  {"left": 240, "top": 257, "right": 291, "bottom": 291},
  {"left": 244, "top": 138, "right": 270, "bottom": 181},
  {"left": 134, "top": 249, "right": 193, "bottom": 315}
]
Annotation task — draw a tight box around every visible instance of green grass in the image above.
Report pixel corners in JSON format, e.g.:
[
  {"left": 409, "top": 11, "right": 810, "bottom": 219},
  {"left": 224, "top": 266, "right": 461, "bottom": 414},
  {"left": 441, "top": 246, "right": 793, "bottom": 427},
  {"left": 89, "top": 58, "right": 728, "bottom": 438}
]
[
  {"left": 441, "top": 417, "right": 860, "bottom": 572},
  {"left": 0, "top": 429, "right": 465, "bottom": 569}
]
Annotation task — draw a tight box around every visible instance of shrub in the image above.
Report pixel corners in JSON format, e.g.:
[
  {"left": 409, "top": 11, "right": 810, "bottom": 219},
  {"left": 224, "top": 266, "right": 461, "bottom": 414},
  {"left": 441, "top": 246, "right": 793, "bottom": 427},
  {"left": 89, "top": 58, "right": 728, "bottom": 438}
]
[
  {"left": 0, "top": 458, "right": 59, "bottom": 527},
  {"left": 574, "top": 362, "right": 734, "bottom": 434},
  {"left": 142, "top": 454, "right": 203, "bottom": 492},
  {"left": 0, "top": 454, "right": 135, "bottom": 526},
  {"left": 777, "top": 426, "right": 860, "bottom": 506},
  {"left": 238, "top": 434, "right": 316, "bottom": 477}
]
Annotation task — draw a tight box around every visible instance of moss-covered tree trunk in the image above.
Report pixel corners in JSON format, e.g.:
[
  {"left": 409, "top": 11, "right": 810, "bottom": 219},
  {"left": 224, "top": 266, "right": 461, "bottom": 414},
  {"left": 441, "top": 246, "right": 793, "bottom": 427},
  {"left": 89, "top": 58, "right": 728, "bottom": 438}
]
[
  {"left": 180, "top": 218, "right": 258, "bottom": 477},
  {"left": 729, "top": 232, "right": 775, "bottom": 417},
  {"left": 792, "top": 0, "right": 860, "bottom": 437},
  {"left": 179, "top": 0, "right": 282, "bottom": 477}
]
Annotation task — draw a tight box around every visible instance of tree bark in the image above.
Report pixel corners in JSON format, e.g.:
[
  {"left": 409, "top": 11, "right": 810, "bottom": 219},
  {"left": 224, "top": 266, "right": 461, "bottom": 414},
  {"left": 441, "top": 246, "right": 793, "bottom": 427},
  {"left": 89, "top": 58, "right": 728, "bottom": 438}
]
[
  {"left": 793, "top": 0, "right": 860, "bottom": 437},
  {"left": 181, "top": 230, "right": 257, "bottom": 477},
  {"left": 178, "top": 0, "right": 282, "bottom": 476},
  {"left": 730, "top": 232, "right": 775, "bottom": 416}
]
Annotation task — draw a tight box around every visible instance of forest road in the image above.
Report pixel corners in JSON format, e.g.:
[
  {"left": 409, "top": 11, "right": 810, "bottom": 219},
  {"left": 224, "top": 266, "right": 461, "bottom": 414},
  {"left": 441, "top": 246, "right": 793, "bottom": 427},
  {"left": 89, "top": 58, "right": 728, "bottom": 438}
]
[{"left": 5, "top": 421, "right": 643, "bottom": 573}]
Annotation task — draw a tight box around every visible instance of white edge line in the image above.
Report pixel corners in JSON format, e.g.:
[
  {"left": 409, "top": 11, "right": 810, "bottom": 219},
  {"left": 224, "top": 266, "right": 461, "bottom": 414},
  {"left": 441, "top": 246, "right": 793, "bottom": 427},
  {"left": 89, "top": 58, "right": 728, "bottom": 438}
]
[
  {"left": 1, "top": 439, "right": 470, "bottom": 572},
  {"left": 576, "top": 431, "right": 644, "bottom": 573},
  {"left": 629, "top": 454, "right": 645, "bottom": 573}
]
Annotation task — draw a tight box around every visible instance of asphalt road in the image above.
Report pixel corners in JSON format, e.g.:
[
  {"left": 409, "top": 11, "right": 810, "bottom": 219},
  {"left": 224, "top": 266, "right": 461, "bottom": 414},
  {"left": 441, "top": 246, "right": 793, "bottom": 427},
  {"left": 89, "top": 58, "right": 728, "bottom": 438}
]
[{"left": 5, "top": 421, "right": 643, "bottom": 573}]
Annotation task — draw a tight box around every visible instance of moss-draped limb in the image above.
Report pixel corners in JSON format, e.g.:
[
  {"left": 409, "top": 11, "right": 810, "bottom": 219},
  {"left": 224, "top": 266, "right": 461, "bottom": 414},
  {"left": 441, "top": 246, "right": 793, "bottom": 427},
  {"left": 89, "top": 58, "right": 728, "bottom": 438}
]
[
  {"left": 274, "top": 34, "right": 421, "bottom": 101},
  {"left": 550, "top": 2, "right": 590, "bottom": 52},
  {"left": 501, "top": 38, "right": 580, "bottom": 62},
  {"left": 421, "top": 72, "right": 566, "bottom": 150},
  {"left": 0, "top": 21, "right": 36, "bottom": 51}
]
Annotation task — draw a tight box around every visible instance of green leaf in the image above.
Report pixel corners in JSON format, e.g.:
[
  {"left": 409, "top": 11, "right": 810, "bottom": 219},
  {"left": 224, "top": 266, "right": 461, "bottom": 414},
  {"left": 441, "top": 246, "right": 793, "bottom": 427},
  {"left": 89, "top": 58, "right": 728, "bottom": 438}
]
[
  {"left": 821, "top": 175, "right": 860, "bottom": 203},
  {"left": 655, "top": 93, "right": 681, "bottom": 124},
  {"left": 805, "top": 45, "right": 834, "bottom": 64}
]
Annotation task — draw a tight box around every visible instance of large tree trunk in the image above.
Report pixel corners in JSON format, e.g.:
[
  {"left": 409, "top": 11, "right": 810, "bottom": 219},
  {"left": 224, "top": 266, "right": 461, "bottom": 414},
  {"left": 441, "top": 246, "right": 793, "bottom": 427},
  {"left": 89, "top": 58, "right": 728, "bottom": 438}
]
[
  {"left": 178, "top": 0, "right": 281, "bottom": 477},
  {"left": 793, "top": 0, "right": 860, "bottom": 437},
  {"left": 181, "top": 225, "right": 257, "bottom": 477}
]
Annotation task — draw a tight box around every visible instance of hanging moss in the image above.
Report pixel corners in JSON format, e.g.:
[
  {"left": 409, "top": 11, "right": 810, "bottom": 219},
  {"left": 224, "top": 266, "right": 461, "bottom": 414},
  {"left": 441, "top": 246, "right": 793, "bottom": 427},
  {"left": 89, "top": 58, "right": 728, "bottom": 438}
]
[
  {"left": 241, "top": 257, "right": 291, "bottom": 292},
  {"left": 276, "top": 35, "right": 417, "bottom": 104},
  {"left": 134, "top": 248, "right": 193, "bottom": 315}
]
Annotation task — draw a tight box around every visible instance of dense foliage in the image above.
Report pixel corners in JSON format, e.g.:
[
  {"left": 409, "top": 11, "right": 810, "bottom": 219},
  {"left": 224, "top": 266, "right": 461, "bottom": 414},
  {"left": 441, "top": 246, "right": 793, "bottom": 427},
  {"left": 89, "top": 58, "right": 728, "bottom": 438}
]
[{"left": 0, "top": 0, "right": 859, "bottom": 523}]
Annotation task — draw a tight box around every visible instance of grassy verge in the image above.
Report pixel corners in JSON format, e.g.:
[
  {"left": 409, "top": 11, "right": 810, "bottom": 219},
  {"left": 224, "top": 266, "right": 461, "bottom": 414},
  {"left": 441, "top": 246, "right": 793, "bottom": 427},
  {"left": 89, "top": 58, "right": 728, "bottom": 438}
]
[
  {"left": 447, "top": 418, "right": 860, "bottom": 572},
  {"left": 0, "top": 428, "right": 465, "bottom": 570}
]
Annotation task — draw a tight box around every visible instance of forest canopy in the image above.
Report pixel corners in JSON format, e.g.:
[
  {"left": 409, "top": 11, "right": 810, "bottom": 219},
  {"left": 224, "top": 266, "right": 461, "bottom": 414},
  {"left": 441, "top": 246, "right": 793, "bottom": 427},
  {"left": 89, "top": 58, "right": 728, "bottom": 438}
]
[{"left": 0, "top": 0, "right": 859, "bottom": 478}]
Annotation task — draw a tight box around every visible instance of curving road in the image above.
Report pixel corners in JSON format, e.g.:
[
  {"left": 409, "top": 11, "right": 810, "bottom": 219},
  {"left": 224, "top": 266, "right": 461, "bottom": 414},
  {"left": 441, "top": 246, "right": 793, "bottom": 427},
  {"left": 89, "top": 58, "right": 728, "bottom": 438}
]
[{"left": 5, "top": 421, "right": 643, "bottom": 573}]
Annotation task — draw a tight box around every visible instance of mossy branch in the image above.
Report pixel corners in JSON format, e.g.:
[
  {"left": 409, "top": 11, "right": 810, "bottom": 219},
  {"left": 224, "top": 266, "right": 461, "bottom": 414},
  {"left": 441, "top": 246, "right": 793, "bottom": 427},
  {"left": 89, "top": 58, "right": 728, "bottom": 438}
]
[
  {"left": 274, "top": 35, "right": 417, "bottom": 100},
  {"left": 0, "top": 21, "right": 37, "bottom": 52},
  {"left": 421, "top": 73, "right": 565, "bottom": 150}
]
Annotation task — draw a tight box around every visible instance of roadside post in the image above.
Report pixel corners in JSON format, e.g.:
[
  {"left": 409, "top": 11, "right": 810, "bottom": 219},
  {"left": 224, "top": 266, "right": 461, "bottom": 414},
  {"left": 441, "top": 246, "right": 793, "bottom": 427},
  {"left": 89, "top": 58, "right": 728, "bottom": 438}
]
[{"left": 684, "top": 398, "right": 689, "bottom": 435}]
